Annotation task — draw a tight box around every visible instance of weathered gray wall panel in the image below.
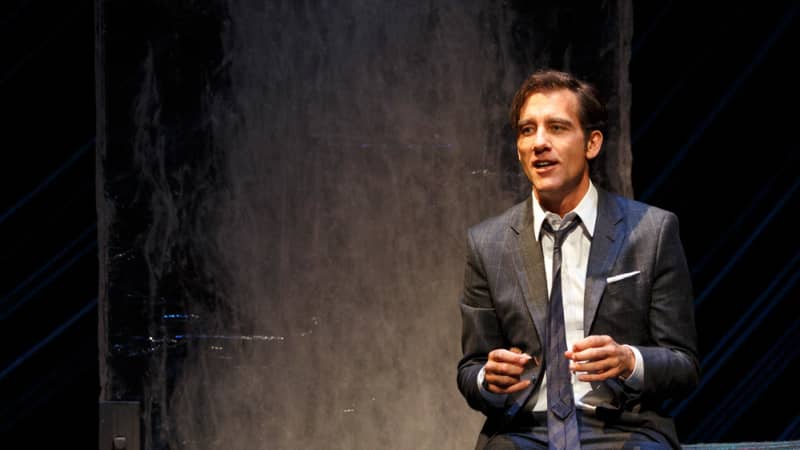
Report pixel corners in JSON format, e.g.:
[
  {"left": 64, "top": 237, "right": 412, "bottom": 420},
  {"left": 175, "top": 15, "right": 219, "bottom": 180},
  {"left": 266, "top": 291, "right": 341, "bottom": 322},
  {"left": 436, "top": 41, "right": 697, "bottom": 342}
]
[{"left": 96, "top": 2, "right": 631, "bottom": 448}]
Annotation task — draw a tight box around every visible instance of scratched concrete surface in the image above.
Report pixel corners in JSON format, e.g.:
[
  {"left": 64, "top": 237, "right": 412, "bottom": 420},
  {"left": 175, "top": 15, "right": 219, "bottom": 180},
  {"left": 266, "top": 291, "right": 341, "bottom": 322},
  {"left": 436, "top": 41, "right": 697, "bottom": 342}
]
[{"left": 96, "top": 2, "right": 631, "bottom": 448}]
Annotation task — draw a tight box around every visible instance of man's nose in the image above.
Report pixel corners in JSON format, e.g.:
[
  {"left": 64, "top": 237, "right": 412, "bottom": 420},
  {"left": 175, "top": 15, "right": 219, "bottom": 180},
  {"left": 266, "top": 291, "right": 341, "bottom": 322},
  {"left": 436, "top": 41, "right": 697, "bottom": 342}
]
[{"left": 533, "top": 129, "right": 550, "bottom": 150}]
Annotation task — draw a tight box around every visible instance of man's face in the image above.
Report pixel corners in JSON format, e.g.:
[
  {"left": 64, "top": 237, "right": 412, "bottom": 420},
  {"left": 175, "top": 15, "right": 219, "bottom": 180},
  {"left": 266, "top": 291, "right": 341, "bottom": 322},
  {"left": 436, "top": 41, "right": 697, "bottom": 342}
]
[{"left": 516, "top": 89, "right": 602, "bottom": 214}]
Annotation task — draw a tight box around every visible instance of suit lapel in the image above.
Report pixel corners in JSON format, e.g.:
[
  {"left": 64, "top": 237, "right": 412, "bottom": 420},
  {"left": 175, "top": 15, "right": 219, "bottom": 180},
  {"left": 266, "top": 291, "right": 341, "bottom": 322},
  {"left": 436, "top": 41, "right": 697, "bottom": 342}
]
[
  {"left": 584, "top": 189, "right": 626, "bottom": 335},
  {"left": 508, "top": 190, "right": 628, "bottom": 340},
  {"left": 509, "top": 197, "right": 548, "bottom": 346}
]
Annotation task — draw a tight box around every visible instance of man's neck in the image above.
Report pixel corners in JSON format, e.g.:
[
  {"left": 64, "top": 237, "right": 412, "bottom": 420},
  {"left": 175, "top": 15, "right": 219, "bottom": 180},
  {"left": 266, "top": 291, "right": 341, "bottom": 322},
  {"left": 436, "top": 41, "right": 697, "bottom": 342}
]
[{"left": 534, "top": 177, "right": 591, "bottom": 217}]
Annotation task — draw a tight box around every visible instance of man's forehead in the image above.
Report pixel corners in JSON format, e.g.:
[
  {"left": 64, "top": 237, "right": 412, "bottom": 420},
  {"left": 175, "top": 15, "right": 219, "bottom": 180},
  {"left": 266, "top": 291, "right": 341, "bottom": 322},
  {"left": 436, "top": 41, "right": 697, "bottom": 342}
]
[
  {"left": 519, "top": 91, "right": 579, "bottom": 122},
  {"left": 523, "top": 89, "right": 578, "bottom": 108}
]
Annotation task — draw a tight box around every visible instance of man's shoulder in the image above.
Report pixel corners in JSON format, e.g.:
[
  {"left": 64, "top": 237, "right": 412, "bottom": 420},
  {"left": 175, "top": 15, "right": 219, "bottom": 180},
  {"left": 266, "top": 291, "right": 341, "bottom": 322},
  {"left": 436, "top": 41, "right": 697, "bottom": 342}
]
[
  {"left": 598, "top": 189, "right": 674, "bottom": 214},
  {"left": 467, "top": 197, "right": 528, "bottom": 237},
  {"left": 603, "top": 189, "right": 676, "bottom": 220}
]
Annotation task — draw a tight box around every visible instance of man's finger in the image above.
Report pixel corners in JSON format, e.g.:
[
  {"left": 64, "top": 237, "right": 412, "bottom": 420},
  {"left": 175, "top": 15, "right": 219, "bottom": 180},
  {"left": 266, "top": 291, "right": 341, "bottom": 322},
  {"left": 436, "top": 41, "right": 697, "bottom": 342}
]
[
  {"left": 503, "top": 379, "right": 532, "bottom": 394},
  {"left": 487, "top": 379, "right": 531, "bottom": 394},
  {"left": 570, "top": 359, "right": 611, "bottom": 374},
  {"left": 485, "top": 360, "right": 526, "bottom": 377},
  {"left": 572, "top": 334, "right": 613, "bottom": 352},
  {"left": 576, "top": 367, "right": 618, "bottom": 382},
  {"left": 485, "top": 373, "right": 522, "bottom": 388},
  {"left": 489, "top": 348, "right": 532, "bottom": 366},
  {"left": 568, "top": 346, "right": 606, "bottom": 363}
]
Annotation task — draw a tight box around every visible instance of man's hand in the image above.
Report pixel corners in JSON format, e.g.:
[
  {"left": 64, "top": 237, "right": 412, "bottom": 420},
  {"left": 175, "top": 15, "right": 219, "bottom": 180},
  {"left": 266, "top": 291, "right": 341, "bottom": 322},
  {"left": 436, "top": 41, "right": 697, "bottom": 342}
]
[
  {"left": 483, "top": 347, "right": 537, "bottom": 394},
  {"left": 566, "top": 335, "right": 635, "bottom": 382}
]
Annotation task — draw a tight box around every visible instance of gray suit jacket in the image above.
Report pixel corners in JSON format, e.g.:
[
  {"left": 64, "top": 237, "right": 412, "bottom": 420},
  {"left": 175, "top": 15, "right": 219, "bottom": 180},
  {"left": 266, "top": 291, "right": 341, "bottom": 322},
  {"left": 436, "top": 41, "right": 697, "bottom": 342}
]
[{"left": 457, "top": 188, "right": 699, "bottom": 449}]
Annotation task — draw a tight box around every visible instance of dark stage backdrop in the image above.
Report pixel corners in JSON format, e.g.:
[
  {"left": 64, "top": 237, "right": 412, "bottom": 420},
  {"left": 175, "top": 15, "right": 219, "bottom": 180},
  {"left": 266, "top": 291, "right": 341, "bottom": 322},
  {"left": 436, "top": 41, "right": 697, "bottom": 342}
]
[
  {"left": 96, "top": 1, "right": 632, "bottom": 449},
  {"left": 4, "top": 1, "right": 796, "bottom": 449}
]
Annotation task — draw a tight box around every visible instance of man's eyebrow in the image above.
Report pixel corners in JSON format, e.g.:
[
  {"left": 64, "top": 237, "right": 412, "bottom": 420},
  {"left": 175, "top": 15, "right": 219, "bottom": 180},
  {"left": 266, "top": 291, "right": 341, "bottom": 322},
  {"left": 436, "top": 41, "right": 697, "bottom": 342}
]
[
  {"left": 546, "top": 118, "right": 574, "bottom": 126},
  {"left": 517, "top": 118, "right": 535, "bottom": 127},
  {"left": 517, "top": 117, "right": 575, "bottom": 127}
]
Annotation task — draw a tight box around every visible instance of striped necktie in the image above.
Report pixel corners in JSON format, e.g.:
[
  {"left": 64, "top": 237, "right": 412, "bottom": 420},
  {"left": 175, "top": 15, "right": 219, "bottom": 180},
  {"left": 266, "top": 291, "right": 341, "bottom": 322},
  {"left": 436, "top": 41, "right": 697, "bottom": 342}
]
[{"left": 542, "top": 218, "right": 581, "bottom": 450}]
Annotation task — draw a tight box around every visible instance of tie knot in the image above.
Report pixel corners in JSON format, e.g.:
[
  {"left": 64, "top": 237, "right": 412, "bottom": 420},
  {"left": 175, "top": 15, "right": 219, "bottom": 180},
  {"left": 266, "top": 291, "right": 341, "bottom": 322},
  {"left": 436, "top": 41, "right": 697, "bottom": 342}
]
[{"left": 542, "top": 217, "right": 581, "bottom": 249}]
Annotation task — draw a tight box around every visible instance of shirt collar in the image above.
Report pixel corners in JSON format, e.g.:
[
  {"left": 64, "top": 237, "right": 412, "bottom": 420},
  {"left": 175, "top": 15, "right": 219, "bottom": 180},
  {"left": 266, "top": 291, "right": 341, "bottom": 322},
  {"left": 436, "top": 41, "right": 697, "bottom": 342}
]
[{"left": 532, "top": 181, "right": 598, "bottom": 241}]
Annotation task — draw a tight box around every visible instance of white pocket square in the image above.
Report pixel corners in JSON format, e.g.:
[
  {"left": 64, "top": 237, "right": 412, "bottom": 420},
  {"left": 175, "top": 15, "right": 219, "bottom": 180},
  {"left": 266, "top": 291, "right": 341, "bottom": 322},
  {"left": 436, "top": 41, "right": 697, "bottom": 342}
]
[{"left": 606, "top": 271, "right": 640, "bottom": 284}]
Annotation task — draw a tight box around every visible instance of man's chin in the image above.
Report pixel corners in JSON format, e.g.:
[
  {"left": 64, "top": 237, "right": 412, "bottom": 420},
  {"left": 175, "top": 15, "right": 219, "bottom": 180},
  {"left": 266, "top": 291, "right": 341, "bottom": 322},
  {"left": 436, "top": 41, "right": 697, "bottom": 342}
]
[{"left": 533, "top": 184, "right": 561, "bottom": 197}]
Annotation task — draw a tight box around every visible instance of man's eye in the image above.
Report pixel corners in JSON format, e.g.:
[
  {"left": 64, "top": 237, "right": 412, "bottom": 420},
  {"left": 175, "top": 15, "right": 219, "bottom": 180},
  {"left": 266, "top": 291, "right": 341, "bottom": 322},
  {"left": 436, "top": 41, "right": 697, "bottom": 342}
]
[{"left": 521, "top": 126, "right": 534, "bottom": 135}]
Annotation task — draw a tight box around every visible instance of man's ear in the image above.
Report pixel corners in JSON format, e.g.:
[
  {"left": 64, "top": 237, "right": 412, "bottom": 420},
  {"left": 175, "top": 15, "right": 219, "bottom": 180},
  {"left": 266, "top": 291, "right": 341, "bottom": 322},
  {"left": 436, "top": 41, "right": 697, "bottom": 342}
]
[{"left": 585, "top": 130, "right": 603, "bottom": 160}]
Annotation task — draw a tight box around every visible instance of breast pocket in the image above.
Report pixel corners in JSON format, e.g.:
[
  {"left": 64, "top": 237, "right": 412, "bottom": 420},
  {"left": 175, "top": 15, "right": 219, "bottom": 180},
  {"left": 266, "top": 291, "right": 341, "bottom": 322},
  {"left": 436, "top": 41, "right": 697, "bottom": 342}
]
[{"left": 598, "top": 271, "right": 649, "bottom": 335}]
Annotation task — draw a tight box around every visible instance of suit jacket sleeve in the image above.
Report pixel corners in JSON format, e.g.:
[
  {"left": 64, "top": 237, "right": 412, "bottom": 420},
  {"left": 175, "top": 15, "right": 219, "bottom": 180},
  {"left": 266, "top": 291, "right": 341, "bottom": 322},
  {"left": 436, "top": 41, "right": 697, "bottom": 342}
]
[
  {"left": 457, "top": 225, "right": 508, "bottom": 416},
  {"left": 637, "top": 211, "right": 699, "bottom": 401}
]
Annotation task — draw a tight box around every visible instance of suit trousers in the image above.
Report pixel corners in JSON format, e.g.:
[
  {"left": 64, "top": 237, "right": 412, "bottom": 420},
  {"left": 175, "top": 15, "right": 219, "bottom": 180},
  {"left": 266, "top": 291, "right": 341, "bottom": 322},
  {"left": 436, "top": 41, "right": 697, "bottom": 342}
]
[{"left": 482, "top": 411, "right": 673, "bottom": 450}]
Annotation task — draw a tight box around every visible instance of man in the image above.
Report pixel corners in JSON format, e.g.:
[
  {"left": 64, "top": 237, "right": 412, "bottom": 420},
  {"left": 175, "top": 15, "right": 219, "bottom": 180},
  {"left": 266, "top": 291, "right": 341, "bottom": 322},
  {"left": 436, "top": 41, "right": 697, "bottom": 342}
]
[{"left": 457, "top": 69, "right": 699, "bottom": 449}]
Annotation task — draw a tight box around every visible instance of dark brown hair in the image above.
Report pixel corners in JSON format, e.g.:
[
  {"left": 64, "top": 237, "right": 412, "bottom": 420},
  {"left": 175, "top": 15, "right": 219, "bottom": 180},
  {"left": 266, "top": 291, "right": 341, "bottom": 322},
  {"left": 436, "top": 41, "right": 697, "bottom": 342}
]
[{"left": 509, "top": 69, "right": 607, "bottom": 136}]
